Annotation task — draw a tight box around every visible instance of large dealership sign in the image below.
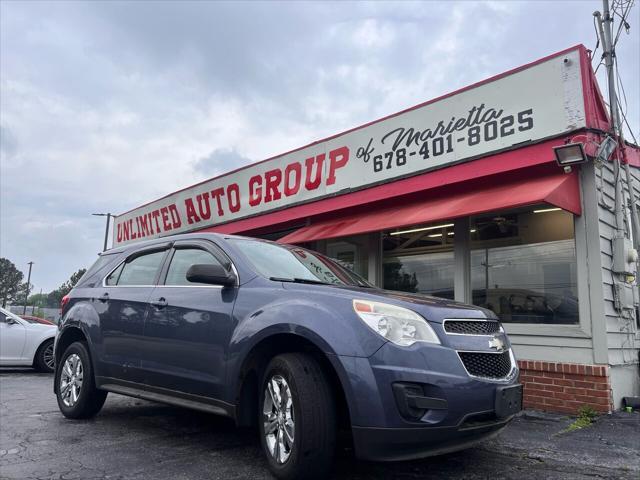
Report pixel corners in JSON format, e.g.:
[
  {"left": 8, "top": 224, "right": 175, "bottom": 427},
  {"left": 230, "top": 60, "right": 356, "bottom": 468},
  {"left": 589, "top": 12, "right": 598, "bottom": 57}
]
[{"left": 113, "top": 48, "right": 587, "bottom": 247}]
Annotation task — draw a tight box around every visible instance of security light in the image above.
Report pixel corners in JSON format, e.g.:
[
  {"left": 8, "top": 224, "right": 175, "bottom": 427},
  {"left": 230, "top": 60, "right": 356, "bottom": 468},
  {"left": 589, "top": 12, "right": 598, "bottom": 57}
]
[{"left": 553, "top": 143, "right": 587, "bottom": 167}]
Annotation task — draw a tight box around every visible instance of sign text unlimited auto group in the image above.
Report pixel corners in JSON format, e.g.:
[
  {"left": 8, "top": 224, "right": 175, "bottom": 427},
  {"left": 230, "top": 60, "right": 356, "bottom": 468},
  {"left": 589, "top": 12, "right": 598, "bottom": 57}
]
[{"left": 113, "top": 49, "right": 586, "bottom": 247}]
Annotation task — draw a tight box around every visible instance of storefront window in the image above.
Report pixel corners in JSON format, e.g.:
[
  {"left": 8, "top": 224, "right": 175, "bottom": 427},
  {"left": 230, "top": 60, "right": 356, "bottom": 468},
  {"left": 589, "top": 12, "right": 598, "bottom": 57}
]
[
  {"left": 470, "top": 207, "right": 578, "bottom": 324},
  {"left": 325, "top": 235, "right": 369, "bottom": 278},
  {"left": 383, "top": 222, "right": 455, "bottom": 299}
]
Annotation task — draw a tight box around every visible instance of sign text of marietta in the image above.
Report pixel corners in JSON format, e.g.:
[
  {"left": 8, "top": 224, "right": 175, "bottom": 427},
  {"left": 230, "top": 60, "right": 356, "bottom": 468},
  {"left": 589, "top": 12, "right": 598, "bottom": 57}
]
[{"left": 116, "top": 146, "right": 349, "bottom": 243}]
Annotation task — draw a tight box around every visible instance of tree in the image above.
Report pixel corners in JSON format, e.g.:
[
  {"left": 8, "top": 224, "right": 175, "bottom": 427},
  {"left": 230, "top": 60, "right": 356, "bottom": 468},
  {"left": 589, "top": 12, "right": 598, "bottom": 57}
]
[
  {"left": 46, "top": 291, "right": 62, "bottom": 308},
  {"left": 47, "top": 268, "right": 87, "bottom": 307},
  {"left": 65, "top": 269, "right": 87, "bottom": 293},
  {"left": 0, "top": 258, "right": 24, "bottom": 307},
  {"left": 58, "top": 268, "right": 87, "bottom": 297},
  {"left": 17, "top": 282, "right": 34, "bottom": 305},
  {"left": 383, "top": 259, "right": 418, "bottom": 293},
  {"left": 28, "top": 292, "right": 48, "bottom": 307}
]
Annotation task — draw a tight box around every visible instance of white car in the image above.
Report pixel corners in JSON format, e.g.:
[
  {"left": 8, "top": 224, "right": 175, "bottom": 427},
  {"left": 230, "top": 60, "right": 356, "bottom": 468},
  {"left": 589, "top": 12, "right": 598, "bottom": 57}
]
[{"left": 0, "top": 306, "right": 56, "bottom": 372}]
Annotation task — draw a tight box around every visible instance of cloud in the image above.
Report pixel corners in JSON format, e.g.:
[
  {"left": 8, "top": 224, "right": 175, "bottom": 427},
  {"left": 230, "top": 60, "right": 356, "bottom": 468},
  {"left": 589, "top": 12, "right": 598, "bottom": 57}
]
[
  {"left": 0, "top": 125, "right": 18, "bottom": 158},
  {"left": 0, "top": 0, "right": 638, "bottom": 291},
  {"left": 193, "top": 148, "right": 253, "bottom": 177}
]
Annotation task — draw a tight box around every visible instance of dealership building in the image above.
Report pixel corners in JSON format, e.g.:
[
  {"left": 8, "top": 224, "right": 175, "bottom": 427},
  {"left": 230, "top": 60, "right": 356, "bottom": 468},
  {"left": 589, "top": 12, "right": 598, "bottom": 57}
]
[{"left": 114, "top": 45, "right": 640, "bottom": 414}]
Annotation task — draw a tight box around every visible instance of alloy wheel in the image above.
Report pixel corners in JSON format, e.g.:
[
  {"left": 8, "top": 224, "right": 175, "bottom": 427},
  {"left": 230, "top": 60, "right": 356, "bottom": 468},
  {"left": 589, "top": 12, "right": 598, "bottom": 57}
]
[
  {"left": 59, "top": 353, "right": 83, "bottom": 407},
  {"left": 263, "top": 374, "right": 295, "bottom": 464},
  {"left": 43, "top": 343, "right": 55, "bottom": 370}
]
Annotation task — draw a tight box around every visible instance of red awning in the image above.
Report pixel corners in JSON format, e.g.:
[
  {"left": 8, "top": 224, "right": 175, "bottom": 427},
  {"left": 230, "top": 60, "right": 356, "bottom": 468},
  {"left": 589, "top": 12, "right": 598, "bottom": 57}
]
[{"left": 279, "top": 171, "right": 581, "bottom": 244}]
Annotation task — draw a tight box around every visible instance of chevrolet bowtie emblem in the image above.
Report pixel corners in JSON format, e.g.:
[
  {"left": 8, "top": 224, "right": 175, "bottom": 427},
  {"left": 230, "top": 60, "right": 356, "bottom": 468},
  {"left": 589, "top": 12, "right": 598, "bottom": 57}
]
[{"left": 488, "top": 337, "right": 506, "bottom": 352}]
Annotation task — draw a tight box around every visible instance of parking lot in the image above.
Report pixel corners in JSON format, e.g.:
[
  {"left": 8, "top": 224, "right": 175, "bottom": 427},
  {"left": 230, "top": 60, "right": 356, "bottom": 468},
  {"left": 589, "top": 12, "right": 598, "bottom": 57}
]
[{"left": 1, "top": 368, "right": 638, "bottom": 480}]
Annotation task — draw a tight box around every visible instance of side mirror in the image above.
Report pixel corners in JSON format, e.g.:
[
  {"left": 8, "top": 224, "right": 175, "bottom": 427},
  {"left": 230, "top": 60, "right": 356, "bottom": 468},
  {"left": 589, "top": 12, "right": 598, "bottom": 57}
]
[
  {"left": 186, "top": 264, "right": 236, "bottom": 287},
  {"left": 4, "top": 316, "right": 17, "bottom": 325}
]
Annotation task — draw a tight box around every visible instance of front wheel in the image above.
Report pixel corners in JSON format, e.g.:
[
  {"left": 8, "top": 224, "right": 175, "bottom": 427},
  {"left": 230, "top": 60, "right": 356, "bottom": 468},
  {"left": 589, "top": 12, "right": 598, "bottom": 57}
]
[
  {"left": 55, "top": 341, "right": 107, "bottom": 419},
  {"left": 259, "top": 353, "right": 336, "bottom": 480}
]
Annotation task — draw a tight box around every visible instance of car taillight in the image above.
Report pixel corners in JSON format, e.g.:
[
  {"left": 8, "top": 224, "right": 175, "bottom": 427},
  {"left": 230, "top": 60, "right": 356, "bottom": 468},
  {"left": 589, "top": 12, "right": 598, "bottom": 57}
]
[{"left": 61, "top": 295, "right": 70, "bottom": 314}]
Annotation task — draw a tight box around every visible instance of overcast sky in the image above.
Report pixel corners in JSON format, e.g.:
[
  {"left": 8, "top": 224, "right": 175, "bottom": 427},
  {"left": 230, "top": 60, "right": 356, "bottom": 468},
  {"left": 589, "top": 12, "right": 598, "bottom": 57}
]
[{"left": 1, "top": 0, "right": 639, "bottom": 293}]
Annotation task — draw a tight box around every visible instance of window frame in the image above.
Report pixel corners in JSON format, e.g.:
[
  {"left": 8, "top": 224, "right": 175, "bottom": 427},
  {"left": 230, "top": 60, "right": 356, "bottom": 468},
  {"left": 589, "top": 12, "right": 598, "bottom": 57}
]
[
  {"left": 101, "top": 243, "right": 172, "bottom": 288},
  {"left": 1, "top": 308, "right": 26, "bottom": 325},
  {"left": 377, "top": 208, "right": 588, "bottom": 337},
  {"left": 157, "top": 239, "right": 239, "bottom": 288},
  {"left": 453, "top": 212, "right": 592, "bottom": 339}
]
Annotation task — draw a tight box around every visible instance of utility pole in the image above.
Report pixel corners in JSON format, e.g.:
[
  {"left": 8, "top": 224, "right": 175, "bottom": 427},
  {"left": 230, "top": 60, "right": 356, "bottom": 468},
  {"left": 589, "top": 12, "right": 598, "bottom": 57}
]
[
  {"left": 23, "top": 261, "right": 34, "bottom": 315},
  {"left": 92, "top": 213, "right": 113, "bottom": 252},
  {"left": 597, "top": 0, "right": 621, "bottom": 138},
  {"left": 595, "top": 0, "right": 640, "bottom": 246}
]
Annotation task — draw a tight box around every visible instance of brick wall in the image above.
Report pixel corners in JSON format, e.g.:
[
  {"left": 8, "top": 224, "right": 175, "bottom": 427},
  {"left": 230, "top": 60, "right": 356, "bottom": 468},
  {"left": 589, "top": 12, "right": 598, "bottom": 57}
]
[{"left": 517, "top": 360, "right": 612, "bottom": 414}]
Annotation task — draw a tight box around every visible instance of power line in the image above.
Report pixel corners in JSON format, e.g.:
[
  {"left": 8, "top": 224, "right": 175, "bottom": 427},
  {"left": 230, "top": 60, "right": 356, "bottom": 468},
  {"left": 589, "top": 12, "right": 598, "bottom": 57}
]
[
  {"left": 614, "top": 56, "right": 628, "bottom": 117},
  {"left": 619, "top": 104, "right": 639, "bottom": 145},
  {"left": 613, "top": 0, "right": 634, "bottom": 46},
  {"left": 594, "top": 60, "right": 605, "bottom": 74},
  {"left": 591, "top": 14, "right": 601, "bottom": 60},
  {"left": 611, "top": 2, "right": 638, "bottom": 144}
]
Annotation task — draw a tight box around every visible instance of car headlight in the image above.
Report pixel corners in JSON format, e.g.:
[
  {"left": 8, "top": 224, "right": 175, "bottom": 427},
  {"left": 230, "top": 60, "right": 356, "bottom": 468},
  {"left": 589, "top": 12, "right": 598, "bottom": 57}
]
[{"left": 353, "top": 300, "right": 440, "bottom": 346}]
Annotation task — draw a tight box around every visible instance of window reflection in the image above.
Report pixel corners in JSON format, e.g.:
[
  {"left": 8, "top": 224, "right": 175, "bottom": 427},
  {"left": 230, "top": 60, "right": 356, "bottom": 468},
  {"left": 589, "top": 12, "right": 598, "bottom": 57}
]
[
  {"left": 383, "top": 222, "right": 455, "bottom": 299},
  {"left": 325, "top": 235, "right": 369, "bottom": 279},
  {"left": 471, "top": 208, "right": 578, "bottom": 324},
  {"left": 384, "top": 252, "right": 454, "bottom": 299}
]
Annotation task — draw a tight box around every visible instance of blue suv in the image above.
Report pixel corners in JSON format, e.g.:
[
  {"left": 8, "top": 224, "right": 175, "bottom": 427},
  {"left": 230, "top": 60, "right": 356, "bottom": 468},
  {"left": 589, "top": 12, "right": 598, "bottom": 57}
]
[{"left": 54, "top": 233, "right": 522, "bottom": 479}]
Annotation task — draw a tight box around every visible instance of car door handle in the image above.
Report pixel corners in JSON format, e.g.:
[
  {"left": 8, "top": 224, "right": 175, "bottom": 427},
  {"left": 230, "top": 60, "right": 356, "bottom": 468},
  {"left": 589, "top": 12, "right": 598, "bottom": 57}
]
[
  {"left": 98, "top": 293, "right": 109, "bottom": 303},
  {"left": 150, "top": 297, "right": 168, "bottom": 309}
]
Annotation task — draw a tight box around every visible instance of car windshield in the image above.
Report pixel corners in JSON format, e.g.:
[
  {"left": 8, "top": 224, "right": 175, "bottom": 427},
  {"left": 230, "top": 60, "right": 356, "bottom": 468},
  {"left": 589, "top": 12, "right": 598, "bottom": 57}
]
[{"left": 230, "top": 239, "right": 372, "bottom": 288}]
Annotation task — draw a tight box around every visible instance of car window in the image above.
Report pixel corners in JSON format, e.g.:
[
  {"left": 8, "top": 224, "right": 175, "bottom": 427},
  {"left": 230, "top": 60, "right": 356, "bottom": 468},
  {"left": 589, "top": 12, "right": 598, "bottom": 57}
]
[
  {"left": 115, "top": 250, "right": 166, "bottom": 286},
  {"left": 229, "top": 239, "right": 371, "bottom": 287},
  {"left": 77, "top": 253, "right": 118, "bottom": 287},
  {"left": 1, "top": 308, "right": 23, "bottom": 324},
  {"left": 105, "top": 263, "right": 125, "bottom": 286},
  {"left": 165, "top": 248, "right": 223, "bottom": 286}
]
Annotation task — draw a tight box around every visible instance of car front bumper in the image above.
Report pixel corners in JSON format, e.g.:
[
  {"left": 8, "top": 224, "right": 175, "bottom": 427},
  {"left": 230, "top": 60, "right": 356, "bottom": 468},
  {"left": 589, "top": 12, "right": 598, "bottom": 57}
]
[
  {"left": 337, "top": 340, "right": 521, "bottom": 461},
  {"left": 352, "top": 416, "right": 512, "bottom": 462}
]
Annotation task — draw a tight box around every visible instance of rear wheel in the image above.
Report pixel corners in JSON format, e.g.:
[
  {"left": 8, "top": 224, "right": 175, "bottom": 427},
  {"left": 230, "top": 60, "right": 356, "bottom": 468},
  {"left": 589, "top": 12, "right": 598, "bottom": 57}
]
[
  {"left": 259, "top": 353, "right": 336, "bottom": 480},
  {"left": 34, "top": 339, "right": 55, "bottom": 373},
  {"left": 55, "top": 341, "right": 107, "bottom": 419}
]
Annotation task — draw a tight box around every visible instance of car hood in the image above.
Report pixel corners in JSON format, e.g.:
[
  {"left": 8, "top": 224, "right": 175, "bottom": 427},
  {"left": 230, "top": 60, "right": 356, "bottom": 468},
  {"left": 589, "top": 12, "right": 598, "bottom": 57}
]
[{"left": 281, "top": 283, "right": 496, "bottom": 323}]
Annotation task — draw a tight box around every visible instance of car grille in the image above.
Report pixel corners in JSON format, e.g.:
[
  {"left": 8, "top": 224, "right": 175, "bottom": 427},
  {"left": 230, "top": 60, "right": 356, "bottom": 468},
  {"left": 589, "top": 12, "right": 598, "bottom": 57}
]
[
  {"left": 444, "top": 320, "right": 500, "bottom": 335},
  {"left": 458, "top": 351, "right": 512, "bottom": 379}
]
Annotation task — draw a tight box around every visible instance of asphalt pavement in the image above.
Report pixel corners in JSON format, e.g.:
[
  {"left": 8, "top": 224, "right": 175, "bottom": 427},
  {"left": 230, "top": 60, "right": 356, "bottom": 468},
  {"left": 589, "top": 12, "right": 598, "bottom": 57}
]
[{"left": 1, "top": 368, "right": 638, "bottom": 479}]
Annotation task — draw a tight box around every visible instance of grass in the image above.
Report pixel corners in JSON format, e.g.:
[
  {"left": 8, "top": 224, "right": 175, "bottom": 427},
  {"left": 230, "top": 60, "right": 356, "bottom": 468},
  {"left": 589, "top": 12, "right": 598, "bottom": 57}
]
[{"left": 562, "top": 406, "right": 598, "bottom": 433}]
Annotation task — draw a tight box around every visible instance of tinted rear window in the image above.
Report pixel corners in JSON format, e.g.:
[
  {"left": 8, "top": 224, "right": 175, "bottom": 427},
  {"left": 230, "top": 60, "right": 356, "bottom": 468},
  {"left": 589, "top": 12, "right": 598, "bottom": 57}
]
[
  {"left": 117, "top": 250, "right": 166, "bottom": 286},
  {"left": 76, "top": 253, "right": 119, "bottom": 287}
]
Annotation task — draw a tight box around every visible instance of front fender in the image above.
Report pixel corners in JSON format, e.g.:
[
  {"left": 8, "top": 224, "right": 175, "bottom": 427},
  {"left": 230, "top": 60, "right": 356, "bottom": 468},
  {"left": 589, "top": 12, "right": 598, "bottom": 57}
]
[
  {"left": 27, "top": 329, "right": 56, "bottom": 365},
  {"left": 229, "top": 288, "right": 385, "bottom": 359}
]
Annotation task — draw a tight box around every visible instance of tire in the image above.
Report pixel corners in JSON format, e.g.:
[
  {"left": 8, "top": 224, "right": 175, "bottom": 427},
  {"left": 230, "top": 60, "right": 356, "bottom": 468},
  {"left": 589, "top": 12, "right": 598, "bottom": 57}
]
[
  {"left": 259, "top": 353, "right": 336, "bottom": 480},
  {"left": 34, "top": 339, "right": 55, "bottom": 373},
  {"left": 55, "top": 341, "right": 107, "bottom": 419}
]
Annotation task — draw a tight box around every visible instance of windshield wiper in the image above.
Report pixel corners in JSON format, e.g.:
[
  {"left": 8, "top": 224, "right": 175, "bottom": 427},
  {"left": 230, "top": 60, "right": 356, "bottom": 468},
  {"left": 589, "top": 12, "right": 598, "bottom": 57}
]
[{"left": 269, "top": 277, "right": 332, "bottom": 285}]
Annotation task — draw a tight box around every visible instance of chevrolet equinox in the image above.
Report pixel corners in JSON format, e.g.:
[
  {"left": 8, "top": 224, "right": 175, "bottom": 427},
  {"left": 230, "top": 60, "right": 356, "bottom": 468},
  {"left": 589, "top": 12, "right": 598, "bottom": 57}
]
[{"left": 54, "top": 233, "right": 522, "bottom": 479}]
